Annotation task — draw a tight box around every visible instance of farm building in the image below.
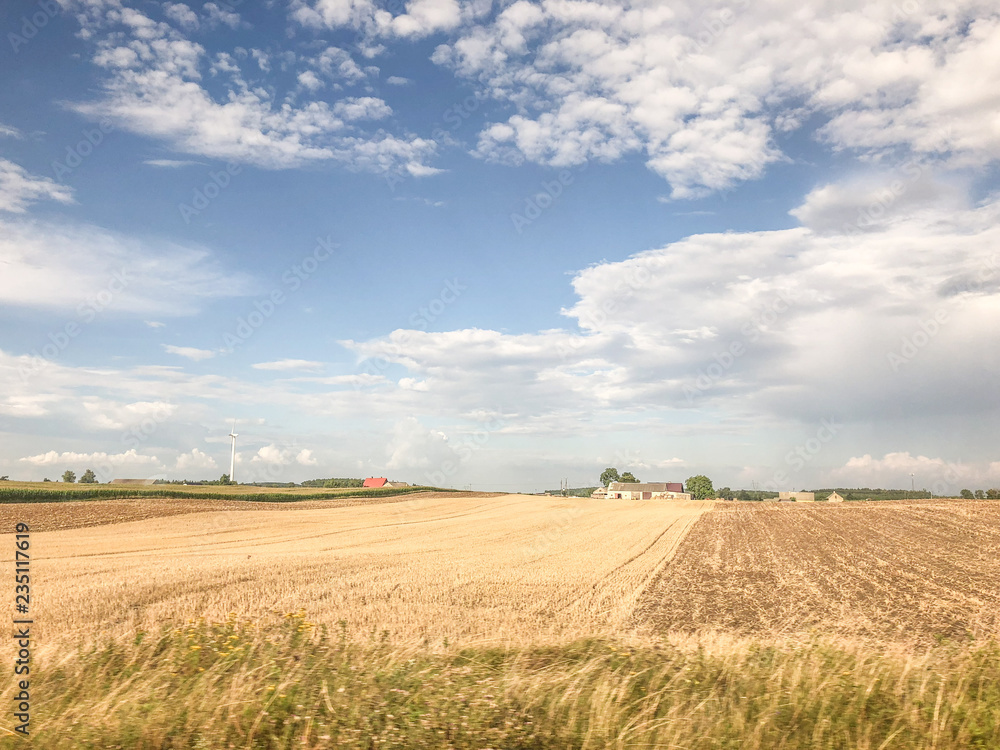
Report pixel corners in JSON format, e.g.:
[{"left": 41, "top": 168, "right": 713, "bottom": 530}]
[
  {"left": 385, "top": 481, "right": 410, "bottom": 488},
  {"left": 362, "top": 477, "right": 388, "bottom": 488},
  {"left": 827, "top": 491, "right": 845, "bottom": 502},
  {"left": 778, "top": 491, "right": 815, "bottom": 502},
  {"left": 606, "top": 482, "right": 692, "bottom": 501},
  {"left": 591, "top": 487, "right": 608, "bottom": 499}
]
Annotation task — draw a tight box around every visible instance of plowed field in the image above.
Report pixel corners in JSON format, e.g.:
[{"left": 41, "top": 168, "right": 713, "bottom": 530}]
[{"left": 636, "top": 500, "right": 1000, "bottom": 642}]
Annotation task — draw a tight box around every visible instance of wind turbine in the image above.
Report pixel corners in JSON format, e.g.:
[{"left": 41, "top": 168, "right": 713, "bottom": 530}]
[{"left": 229, "top": 420, "right": 238, "bottom": 484}]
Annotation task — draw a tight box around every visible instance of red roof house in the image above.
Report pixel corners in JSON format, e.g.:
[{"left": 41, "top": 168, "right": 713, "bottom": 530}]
[{"left": 362, "top": 477, "right": 388, "bottom": 488}]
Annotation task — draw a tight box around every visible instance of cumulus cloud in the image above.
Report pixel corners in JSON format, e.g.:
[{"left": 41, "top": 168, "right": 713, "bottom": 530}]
[
  {"left": 290, "top": 0, "right": 466, "bottom": 38},
  {"left": 251, "top": 444, "right": 318, "bottom": 466},
  {"left": 385, "top": 417, "right": 455, "bottom": 470},
  {"left": 412, "top": 1, "right": 1000, "bottom": 197},
  {"left": 19, "top": 448, "right": 160, "bottom": 467},
  {"left": 0, "top": 159, "right": 74, "bottom": 213},
  {"left": 345, "top": 187, "right": 1000, "bottom": 429},
  {"left": 175, "top": 447, "right": 217, "bottom": 471},
  {"left": 68, "top": 5, "right": 437, "bottom": 173},
  {"left": 825, "top": 452, "right": 1000, "bottom": 494}
]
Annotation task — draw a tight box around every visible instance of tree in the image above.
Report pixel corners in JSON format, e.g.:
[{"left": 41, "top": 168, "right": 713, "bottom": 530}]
[
  {"left": 987, "top": 489, "right": 999, "bottom": 500},
  {"left": 718, "top": 486, "right": 733, "bottom": 500},
  {"left": 79, "top": 469, "right": 97, "bottom": 484},
  {"left": 0, "top": 476, "right": 8, "bottom": 481},
  {"left": 960, "top": 489, "right": 974, "bottom": 499},
  {"left": 220, "top": 473, "right": 232, "bottom": 485},
  {"left": 620, "top": 471, "right": 638, "bottom": 483},
  {"left": 975, "top": 489, "right": 986, "bottom": 499},
  {"left": 62, "top": 470, "right": 76, "bottom": 483},
  {"left": 736, "top": 489, "right": 751, "bottom": 502},
  {"left": 685, "top": 475, "right": 714, "bottom": 500},
  {"left": 599, "top": 467, "right": 620, "bottom": 487}
]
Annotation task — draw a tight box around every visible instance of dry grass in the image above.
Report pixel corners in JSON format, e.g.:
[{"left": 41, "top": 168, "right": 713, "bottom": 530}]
[
  {"left": 637, "top": 499, "right": 1000, "bottom": 643},
  {"left": 13, "top": 494, "right": 709, "bottom": 648}
]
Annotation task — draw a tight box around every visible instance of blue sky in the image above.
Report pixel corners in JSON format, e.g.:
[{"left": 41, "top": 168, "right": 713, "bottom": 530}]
[{"left": 2, "top": 0, "right": 999, "bottom": 493}]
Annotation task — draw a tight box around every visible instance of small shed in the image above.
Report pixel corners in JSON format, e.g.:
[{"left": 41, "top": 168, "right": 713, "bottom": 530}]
[
  {"left": 362, "top": 477, "right": 388, "bottom": 488},
  {"left": 827, "top": 491, "right": 845, "bottom": 502}
]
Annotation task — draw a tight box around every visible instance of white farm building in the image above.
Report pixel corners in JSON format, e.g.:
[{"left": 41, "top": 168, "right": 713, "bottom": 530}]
[{"left": 603, "top": 482, "right": 692, "bottom": 501}]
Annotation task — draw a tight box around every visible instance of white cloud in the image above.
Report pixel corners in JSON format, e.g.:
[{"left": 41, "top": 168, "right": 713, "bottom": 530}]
[
  {"left": 825, "top": 452, "right": 1000, "bottom": 493},
  {"left": 0, "top": 159, "right": 74, "bottom": 213},
  {"left": 297, "top": 70, "right": 324, "bottom": 91},
  {"left": 344, "top": 186, "right": 1000, "bottom": 429},
  {"left": 175, "top": 448, "right": 218, "bottom": 471},
  {"left": 296, "top": 448, "right": 318, "bottom": 466},
  {"left": 253, "top": 444, "right": 290, "bottom": 464},
  {"left": 0, "top": 218, "right": 254, "bottom": 314},
  {"left": 386, "top": 75, "right": 411, "bottom": 85},
  {"left": 164, "top": 2, "right": 199, "bottom": 31},
  {"left": 250, "top": 445, "right": 319, "bottom": 467},
  {"left": 69, "top": 6, "right": 438, "bottom": 173},
  {"left": 0, "top": 123, "right": 23, "bottom": 138},
  {"left": 81, "top": 399, "right": 176, "bottom": 431},
  {"left": 19, "top": 448, "right": 160, "bottom": 467},
  {"left": 417, "top": 1, "right": 1000, "bottom": 197},
  {"left": 290, "top": 0, "right": 468, "bottom": 38},
  {"left": 145, "top": 321, "right": 166, "bottom": 328},
  {"left": 163, "top": 345, "right": 216, "bottom": 361},
  {"left": 252, "top": 359, "right": 324, "bottom": 371},
  {"left": 202, "top": 2, "right": 241, "bottom": 29},
  {"left": 385, "top": 417, "right": 454, "bottom": 470}
]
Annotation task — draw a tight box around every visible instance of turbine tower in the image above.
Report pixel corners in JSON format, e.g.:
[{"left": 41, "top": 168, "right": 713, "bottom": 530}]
[{"left": 229, "top": 420, "right": 238, "bottom": 484}]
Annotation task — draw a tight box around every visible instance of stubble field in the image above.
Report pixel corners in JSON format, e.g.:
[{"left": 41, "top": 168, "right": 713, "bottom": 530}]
[
  {"left": 19, "top": 493, "right": 709, "bottom": 646},
  {"left": 2, "top": 494, "right": 999, "bottom": 749}
]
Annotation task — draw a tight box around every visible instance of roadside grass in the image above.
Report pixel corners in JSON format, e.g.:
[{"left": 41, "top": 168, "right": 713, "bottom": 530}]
[{"left": 4, "top": 615, "right": 998, "bottom": 749}]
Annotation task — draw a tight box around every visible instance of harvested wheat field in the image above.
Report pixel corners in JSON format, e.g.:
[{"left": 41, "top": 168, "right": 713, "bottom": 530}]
[
  {"left": 19, "top": 493, "right": 709, "bottom": 647},
  {"left": 636, "top": 499, "right": 1000, "bottom": 643},
  {"left": 0, "top": 490, "right": 474, "bottom": 532}
]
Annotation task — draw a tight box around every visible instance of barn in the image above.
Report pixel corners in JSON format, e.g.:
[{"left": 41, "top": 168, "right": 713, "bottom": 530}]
[
  {"left": 362, "top": 477, "right": 388, "bottom": 488},
  {"left": 778, "top": 491, "right": 815, "bottom": 502},
  {"left": 605, "top": 482, "right": 692, "bottom": 501}
]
